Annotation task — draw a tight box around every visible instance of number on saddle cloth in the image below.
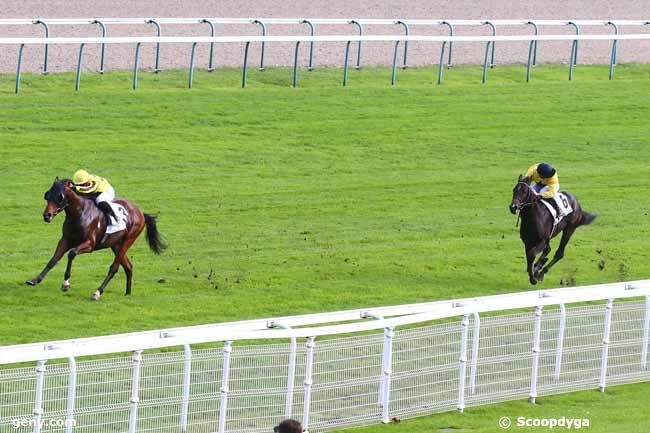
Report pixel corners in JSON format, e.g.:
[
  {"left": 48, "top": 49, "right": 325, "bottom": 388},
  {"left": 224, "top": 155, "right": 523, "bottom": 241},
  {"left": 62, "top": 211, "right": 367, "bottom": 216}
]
[
  {"left": 541, "top": 193, "right": 573, "bottom": 222},
  {"left": 105, "top": 202, "right": 129, "bottom": 234}
]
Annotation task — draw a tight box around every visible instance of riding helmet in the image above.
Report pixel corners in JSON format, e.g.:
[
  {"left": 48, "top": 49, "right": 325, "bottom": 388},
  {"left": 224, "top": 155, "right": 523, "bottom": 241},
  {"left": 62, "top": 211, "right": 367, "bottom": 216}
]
[
  {"left": 537, "top": 163, "right": 556, "bottom": 179},
  {"left": 73, "top": 169, "right": 92, "bottom": 185}
]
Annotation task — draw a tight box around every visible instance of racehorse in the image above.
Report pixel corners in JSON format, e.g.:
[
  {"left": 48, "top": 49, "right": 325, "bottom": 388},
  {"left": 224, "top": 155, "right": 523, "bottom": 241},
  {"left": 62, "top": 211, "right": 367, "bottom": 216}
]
[
  {"left": 509, "top": 175, "right": 596, "bottom": 285},
  {"left": 26, "top": 178, "right": 166, "bottom": 300}
]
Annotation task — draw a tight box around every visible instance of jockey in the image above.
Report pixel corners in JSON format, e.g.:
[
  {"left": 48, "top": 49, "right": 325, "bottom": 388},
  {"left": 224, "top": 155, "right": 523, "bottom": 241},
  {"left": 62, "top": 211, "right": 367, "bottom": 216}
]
[
  {"left": 525, "top": 162, "right": 567, "bottom": 216},
  {"left": 72, "top": 169, "right": 118, "bottom": 223}
]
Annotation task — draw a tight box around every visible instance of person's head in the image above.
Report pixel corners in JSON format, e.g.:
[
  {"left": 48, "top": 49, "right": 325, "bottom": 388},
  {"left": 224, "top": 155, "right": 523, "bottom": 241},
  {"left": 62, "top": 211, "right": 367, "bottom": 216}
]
[
  {"left": 536, "top": 163, "right": 556, "bottom": 179},
  {"left": 274, "top": 419, "right": 303, "bottom": 433}
]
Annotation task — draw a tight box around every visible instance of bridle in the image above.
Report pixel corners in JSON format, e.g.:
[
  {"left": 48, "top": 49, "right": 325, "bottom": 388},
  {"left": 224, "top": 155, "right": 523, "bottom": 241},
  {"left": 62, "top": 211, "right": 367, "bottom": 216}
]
[
  {"left": 513, "top": 182, "right": 537, "bottom": 211},
  {"left": 513, "top": 181, "right": 537, "bottom": 226},
  {"left": 48, "top": 183, "right": 71, "bottom": 216},
  {"left": 51, "top": 201, "right": 69, "bottom": 217}
]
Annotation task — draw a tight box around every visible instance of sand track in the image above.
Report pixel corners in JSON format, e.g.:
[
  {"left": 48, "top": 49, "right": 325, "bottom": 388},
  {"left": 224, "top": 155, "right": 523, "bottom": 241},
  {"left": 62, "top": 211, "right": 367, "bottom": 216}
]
[{"left": 1, "top": 1, "right": 648, "bottom": 73}]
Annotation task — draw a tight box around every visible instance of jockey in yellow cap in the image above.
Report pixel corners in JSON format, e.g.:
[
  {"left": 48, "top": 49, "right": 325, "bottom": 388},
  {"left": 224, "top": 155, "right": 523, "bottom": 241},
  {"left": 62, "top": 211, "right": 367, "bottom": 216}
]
[
  {"left": 524, "top": 162, "right": 567, "bottom": 216},
  {"left": 72, "top": 169, "right": 117, "bottom": 222}
]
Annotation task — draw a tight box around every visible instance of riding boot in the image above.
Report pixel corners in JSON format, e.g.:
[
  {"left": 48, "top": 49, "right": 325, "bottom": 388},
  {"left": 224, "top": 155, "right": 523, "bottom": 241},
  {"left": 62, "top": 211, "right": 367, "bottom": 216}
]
[
  {"left": 97, "top": 201, "right": 117, "bottom": 225},
  {"left": 552, "top": 195, "right": 565, "bottom": 217}
]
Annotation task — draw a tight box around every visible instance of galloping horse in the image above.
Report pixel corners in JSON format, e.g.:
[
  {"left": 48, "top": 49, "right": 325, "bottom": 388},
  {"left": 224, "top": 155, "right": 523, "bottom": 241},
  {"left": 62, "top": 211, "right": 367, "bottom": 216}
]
[
  {"left": 510, "top": 175, "right": 596, "bottom": 285},
  {"left": 27, "top": 178, "right": 166, "bottom": 300}
]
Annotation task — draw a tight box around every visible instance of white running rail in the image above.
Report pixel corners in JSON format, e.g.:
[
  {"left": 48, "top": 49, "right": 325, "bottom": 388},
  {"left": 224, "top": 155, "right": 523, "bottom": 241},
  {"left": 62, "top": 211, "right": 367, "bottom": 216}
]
[
  {"left": 3, "top": 33, "right": 650, "bottom": 93},
  {"left": 1, "top": 18, "right": 648, "bottom": 76},
  {"left": 1, "top": 280, "right": 650, "bottom": 432},
  {"left": 3, "top": 33, "right": 650, "bottom": 44}
]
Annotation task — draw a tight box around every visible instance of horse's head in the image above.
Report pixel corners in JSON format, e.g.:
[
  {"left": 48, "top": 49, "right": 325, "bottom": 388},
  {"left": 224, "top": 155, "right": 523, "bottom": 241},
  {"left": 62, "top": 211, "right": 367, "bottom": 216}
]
[
  {"left": 42, "top": 178, "right": 74, "bottom": 223},
  {"left": 510, "top": 175, "right": 537, "bottom": 214}
]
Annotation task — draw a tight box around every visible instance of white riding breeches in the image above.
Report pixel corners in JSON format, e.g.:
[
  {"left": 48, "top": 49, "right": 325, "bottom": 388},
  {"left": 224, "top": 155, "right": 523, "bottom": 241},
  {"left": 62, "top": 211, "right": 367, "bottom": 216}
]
[
  {"left": 533, "top": 183, "right": 568, "bottom": 216},
  {"left": 532, "top": 182, "right": 560, "bottom": 195},
  {"left": 95, "top": 186, "right": 115, "bottom": 204}
]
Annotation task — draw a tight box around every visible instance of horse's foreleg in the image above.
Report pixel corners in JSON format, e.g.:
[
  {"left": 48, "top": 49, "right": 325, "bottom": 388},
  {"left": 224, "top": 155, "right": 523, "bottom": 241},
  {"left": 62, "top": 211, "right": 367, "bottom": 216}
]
[
  {"left": 26, "top": 238, "right": 69, "bottom": 286},
  {"left": 61, "top": 251, "right": 76, "bottom": 292},
  {"left": 540, "top": 227, "right": 576, "bottom": 277},
  {"left": 526, "top": 241, "right": 547, "bottom": 285},
  {"left": 533, "top": 244, "right": 552, "bottom": 275},
  {"left": 61, "top": 240, "right": 95, "bottom": 292}
]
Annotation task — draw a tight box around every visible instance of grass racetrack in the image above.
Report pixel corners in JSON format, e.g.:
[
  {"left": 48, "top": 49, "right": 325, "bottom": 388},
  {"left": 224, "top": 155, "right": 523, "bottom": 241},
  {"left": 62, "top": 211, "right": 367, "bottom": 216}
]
[{"left": 1, "top": 65, "right": 649, "bottom": 432}]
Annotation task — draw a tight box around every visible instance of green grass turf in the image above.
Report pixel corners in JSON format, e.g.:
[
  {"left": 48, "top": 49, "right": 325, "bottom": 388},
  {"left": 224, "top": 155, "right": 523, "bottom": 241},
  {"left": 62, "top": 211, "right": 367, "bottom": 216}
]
[{"left": 1, "top": 64, "right": 649, "bottom": 431}]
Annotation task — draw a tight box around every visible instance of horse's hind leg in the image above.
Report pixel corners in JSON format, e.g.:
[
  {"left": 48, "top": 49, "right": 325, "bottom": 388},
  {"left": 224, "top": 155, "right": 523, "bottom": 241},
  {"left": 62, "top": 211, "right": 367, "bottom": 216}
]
[
  {"left": 92, "top": 239, "right": 136, "bottom": 300},
  {"left": 540, "top": 227, "right": 576, "bottom": 278},
  {"left": 122, "top": 255, "right": 133, "bottom": 296}
]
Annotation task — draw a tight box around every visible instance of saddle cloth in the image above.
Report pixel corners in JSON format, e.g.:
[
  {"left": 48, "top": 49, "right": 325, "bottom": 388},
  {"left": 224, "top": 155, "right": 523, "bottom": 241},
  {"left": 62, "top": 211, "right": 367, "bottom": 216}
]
[
  {"left": 105, "top": 202, "right": 128, "bottom": 234},
  {"left": 540, "top": 193, "right": 573, "bottom": 226}
]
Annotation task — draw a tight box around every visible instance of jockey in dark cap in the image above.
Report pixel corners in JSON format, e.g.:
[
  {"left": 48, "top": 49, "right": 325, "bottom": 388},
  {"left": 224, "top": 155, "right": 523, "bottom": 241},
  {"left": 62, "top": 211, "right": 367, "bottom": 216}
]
[{"left": 524, "top": 162, "right": 567, "bottom": 216}]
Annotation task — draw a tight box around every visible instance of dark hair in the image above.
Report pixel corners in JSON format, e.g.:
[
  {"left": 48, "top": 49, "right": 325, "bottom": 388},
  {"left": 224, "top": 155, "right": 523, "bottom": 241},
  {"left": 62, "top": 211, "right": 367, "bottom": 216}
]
[{"left": 274, "top": 419, "right": 303, "bottom": 433}]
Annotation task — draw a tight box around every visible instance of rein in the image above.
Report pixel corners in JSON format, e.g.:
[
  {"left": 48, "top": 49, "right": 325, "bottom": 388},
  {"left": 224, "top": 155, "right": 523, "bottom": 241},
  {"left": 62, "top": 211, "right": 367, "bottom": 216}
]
[{"left": 52, "top": 201, "right": 69, "bottom": 217}]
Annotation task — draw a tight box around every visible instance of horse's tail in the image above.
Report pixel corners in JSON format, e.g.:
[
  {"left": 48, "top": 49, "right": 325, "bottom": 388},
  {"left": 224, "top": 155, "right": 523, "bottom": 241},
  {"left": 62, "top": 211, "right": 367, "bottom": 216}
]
[
  {"left": 144, "top": 213, "right": 167, "bottom": 255},
  {"left": 579, "top": 211, "right": 597, "bottom": 226}
]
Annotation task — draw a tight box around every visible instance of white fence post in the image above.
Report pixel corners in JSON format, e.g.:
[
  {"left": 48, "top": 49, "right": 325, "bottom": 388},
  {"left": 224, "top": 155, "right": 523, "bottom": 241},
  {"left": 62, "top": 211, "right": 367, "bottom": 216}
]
[
  {"left": 218, "top": 341, "right": 233, "bottom": 433},
  {"left": 599, "top": 299, "right": 614, "bottom": 392},
  {"left": 457, "top": 315, "right": 469, "bottom": 412},
  {"left": 65, "top": 356, "right": 77, "bottom": 433},
  {"left": 642, "top": 295, "right": 650, "bottom": 370},
  {"left": 469, "top": 312, "right": 481, "bottom": 394},
  {"left": 268, "top": 321, "right": 298, "bottom": 419},
  {"left": 360, "top": 311, "right": 388, "bottom": 407},
  {"left": 529, "top": 306, "right": 543, "bottom": 404},
  {"left": 286, "top": 335, "right": 298, "bottom": 419},
  {"left": 179, "top": 344, "right": 192, "bottom": 433},
  {"left": 381, "top": 326, "right": 395, "bottom": 423},
  {"left": 554, "top": 303, "right": 566, "bottom": 380},
  {"left": 128, "top": 350, "right": 143, "bottom": 433},
  {"left": 32, "top": 360, "right": 46, "bottom": 433},
  {"left": 303, "top": 336, "right": 316, "bottom": 432}
]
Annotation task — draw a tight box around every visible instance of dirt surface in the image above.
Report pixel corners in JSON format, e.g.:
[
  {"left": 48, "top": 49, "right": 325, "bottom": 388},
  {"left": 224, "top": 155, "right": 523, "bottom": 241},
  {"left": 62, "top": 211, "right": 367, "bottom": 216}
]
[{"left": 1, "top": 1, "right": 648, "bottom": 73}]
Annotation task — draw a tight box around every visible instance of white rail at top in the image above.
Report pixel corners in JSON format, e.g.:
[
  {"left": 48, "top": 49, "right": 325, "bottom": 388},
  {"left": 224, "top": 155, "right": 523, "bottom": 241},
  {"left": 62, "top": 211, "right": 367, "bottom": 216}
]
[
  {"left": 2, "top": 33, "right": 650, "bottom": 46},
  {"left": 1, "top": 279, "right": 649, "bottom": 364},
  {"left": 0, "top": 18, "right": 649, "bottom": 26}
]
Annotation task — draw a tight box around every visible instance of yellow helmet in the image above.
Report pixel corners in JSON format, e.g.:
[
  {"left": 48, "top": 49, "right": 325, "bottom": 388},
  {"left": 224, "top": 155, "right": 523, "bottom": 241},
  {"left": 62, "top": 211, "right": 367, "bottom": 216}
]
[
  {"left": 72, "top": 169, "right": 97, "bottom": 193},
  {"left": 73, "top": 169, "right": 91, "bottom": 185}
]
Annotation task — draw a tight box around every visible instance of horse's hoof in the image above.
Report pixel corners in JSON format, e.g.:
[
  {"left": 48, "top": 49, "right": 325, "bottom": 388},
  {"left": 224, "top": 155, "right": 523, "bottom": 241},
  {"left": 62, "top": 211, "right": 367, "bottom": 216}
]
[
  {"left": 91, "top": 291, "right": 101, "bottom": 301},
  {"left": 529, "top": 277, "right": 538, "bottom": 285},
  {"left": 61, "top": 280, "right": 71, "bottom": 292},
  {"left": 25, "top": 279, "right": 38, "bottom": 286}
]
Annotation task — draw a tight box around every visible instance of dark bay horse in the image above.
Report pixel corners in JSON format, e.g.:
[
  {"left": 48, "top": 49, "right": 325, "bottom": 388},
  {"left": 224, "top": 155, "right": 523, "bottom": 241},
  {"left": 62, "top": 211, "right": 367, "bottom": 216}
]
[
  {"left": 27, "top": 178, "right": 166, "bottom": 300},
  {"left": 510, "top": 175, "right": 596, "bottom": 285}
]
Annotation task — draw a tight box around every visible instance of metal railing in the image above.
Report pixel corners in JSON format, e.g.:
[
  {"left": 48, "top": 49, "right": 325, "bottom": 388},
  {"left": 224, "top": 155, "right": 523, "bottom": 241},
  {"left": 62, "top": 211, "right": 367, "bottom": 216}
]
[
  {"left": 2, "top": 32, "right": 650, "bottom": 93},
  {"left": 1, "top": 18, "right": 648, "bottom": 74},
  {"left": 0, "top": 280, "right": 649, "bottom": 432}
]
